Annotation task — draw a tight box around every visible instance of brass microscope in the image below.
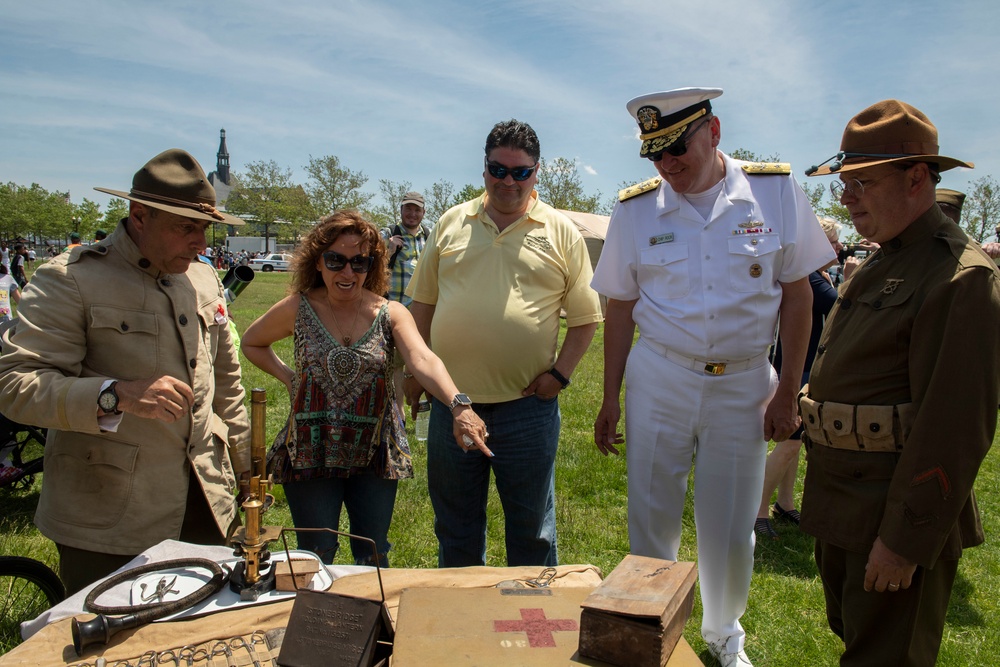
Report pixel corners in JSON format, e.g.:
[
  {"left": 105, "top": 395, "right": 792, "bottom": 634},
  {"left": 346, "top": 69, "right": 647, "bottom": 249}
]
[{"left": 229, "top": 388, "right": 282, "bottom": 600}]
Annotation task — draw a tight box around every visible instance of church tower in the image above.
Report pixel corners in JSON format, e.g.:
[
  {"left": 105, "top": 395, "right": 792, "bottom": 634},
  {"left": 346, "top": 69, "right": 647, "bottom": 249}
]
[{"left": 216, "top": 128, "right": 231, "bottom": 186}]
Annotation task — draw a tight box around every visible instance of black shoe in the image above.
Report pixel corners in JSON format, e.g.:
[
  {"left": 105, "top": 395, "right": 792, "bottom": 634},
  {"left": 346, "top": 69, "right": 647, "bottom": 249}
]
[
  {"left": 772, "top": 502, "right": 801, "bottom": 525},
  {"left": 754, "top": 518, "right": 779, "bottom": 541}
]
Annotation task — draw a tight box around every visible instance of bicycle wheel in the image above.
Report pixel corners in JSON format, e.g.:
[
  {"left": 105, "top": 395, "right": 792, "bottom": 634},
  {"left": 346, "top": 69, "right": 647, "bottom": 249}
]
[
  {"left": 2, "top": 426, "right": 45, "bottom": 492},
  {"left": 0, "top": 556, "right": 65, "bottom": 651}
]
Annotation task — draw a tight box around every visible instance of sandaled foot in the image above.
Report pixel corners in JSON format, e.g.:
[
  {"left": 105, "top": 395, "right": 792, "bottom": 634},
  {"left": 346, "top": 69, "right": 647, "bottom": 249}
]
[
  {"left": 772, "top": 502, "right": 801, "bottom": 525},
  {"left": 754, "top": 518, "right": 778, "bottom": 541}
]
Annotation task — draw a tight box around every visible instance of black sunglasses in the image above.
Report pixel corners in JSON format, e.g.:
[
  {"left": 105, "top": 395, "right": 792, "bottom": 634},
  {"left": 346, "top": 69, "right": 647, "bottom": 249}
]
[
  {"left": 322, "top": 251, "right": 375, "bottom": 273},
  {"left": 485, "top": 159, "right": 538, "bottom": 181},
  {"left": 647, "top": 118, "right": 710, "bottom": 161}
]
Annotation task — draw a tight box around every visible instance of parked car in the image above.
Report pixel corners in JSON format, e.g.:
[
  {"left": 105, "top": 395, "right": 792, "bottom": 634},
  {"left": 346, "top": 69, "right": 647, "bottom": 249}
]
[{"left": 248, "top": 253, "right": 292, "bottom": 272}]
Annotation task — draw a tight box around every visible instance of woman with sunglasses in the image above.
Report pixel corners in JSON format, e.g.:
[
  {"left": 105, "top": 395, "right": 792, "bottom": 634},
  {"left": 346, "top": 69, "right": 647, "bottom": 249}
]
[{"left": 241, "top": 210, "right": 489, "bottom": 566}]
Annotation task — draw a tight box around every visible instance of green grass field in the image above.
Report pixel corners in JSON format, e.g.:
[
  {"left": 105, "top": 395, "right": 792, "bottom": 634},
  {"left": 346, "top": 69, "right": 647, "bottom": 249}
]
[{"left": 2, "top": 268, "right": 998, "bottom": 665}]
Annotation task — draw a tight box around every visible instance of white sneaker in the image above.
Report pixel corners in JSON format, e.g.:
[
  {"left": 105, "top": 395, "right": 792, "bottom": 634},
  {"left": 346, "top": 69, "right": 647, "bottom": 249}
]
[{"left": 707, "top": 638, "right": 753, "bottom": 667}]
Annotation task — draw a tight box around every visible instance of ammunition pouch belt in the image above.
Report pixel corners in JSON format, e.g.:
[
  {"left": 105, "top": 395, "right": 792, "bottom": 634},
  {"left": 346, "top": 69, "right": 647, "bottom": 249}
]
[{"left": 798, "top": 384, "right": 914, "bottom": 452}]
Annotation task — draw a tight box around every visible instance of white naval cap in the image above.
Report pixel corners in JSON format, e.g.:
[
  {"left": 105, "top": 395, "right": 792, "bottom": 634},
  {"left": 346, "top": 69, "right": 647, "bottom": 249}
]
[{"left": 626, "top": 87, "right": 723, "bottom": 158}]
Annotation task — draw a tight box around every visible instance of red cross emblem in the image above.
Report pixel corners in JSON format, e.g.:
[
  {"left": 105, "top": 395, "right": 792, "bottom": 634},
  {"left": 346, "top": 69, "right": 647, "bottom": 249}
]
[{"left": 493, "top": 608, "right": 579, "bottom": 647}]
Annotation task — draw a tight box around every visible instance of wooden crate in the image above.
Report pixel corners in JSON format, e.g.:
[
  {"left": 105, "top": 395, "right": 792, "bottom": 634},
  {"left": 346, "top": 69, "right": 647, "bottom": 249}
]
[{"left": 578, "top": 555, "right": 698, "bottom": 667}]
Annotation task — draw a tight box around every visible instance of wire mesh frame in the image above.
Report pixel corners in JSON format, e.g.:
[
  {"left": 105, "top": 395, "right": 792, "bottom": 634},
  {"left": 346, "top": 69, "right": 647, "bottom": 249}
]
[{"left": 278, "top": 527, "right": 386, "bottom": 603}]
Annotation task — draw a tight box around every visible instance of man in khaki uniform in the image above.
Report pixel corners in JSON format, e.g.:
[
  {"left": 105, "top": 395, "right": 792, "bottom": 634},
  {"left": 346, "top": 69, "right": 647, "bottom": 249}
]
[
  {"left": 0, "top": 149, "right": 251, "bottom": 594},
  {"left": 801, "top": 100, "right": 1000, "bottom": 665}
]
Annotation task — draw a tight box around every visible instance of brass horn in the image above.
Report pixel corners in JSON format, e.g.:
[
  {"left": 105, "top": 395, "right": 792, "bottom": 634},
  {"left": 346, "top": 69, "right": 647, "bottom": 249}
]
[{"left": 71, "top": 558, "right": 227, "bottom": 655}]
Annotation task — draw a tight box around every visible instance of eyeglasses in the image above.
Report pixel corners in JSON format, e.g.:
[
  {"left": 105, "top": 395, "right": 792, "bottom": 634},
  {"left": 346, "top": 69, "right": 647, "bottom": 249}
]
[
  {"left": 322, "top": 251, "right": 375, "bottom": 273},
  {"left": 830, "top": 170, "right": 901, "bottom": 199},
  {"left": 485, "top": 159, "right": 538, "bottom": 181},
  {"left": 647, "top": 118, "right": 710, "bottom": 161}
]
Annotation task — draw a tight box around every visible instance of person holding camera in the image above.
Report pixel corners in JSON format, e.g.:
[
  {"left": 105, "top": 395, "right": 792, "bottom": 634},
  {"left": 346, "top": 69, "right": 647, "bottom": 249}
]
[{"left": 381, "top": 191, "right": 432, "bottom": 416}]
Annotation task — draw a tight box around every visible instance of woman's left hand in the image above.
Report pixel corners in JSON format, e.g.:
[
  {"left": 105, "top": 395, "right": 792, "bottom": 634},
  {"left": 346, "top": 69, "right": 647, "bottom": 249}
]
[{"left": 452, "top": 406, "right": 492, "bottom": 457}]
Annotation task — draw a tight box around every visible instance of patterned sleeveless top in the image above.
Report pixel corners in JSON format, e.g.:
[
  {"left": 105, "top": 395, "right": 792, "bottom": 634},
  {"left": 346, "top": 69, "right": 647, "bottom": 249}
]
[{"left": 268, "top": 295, "right": 412, "bottom": 482}]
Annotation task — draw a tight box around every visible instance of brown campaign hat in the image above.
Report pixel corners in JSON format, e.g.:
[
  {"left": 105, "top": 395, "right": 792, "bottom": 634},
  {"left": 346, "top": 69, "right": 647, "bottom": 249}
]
[
  {"left": 95, "top": 149, "right": 244, "bottom": 225},
  {"left": 807, "top": 100, "right": 973, "bottom": 177}
]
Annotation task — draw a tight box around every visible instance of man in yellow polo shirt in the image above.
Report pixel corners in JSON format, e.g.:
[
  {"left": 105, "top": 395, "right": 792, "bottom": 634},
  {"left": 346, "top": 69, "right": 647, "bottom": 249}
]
[{"left": 405, "top": 119, "right": 602, "bottom": 567}]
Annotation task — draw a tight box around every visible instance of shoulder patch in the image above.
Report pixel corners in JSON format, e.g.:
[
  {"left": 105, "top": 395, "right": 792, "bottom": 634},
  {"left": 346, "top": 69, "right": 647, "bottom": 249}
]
[
  {"left": 741, "top": 162, "right": 791, "bottom": 175},
  {"left": 618, "top": 177, "right": 662, "bottom": 202}
]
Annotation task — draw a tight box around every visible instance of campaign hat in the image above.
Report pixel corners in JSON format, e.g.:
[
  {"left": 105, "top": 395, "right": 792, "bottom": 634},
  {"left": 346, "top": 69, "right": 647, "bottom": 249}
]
[
  {"left": 95, "top": 149, "right": 244, "bottom": 225},
  {"left": 807, "top": 100, "right": 973, "bottom": 177}
]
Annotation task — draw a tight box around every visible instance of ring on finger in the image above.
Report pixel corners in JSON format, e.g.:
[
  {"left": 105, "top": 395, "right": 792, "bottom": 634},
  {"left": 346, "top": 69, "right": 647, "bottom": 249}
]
[
  {"left": 888, "top": 583, "right": 899, "bottom": 591},
  {"left": 462, "top": 435, "right": 475, "bottom": 448}
]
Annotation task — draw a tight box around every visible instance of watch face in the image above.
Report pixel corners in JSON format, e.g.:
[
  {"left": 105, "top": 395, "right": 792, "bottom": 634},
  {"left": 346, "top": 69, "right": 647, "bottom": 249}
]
[
  {"left": 98, "top": 388, "right": 118, "bottom": 412},
  {"left": 451, "top": 393, "right": 472, "bottom": 408}
]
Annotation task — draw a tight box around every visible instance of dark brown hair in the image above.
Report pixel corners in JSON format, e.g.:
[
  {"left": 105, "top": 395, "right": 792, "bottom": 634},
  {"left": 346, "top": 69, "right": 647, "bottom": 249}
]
[{"left": 289, "top": 210, "right": 388, "bottom": 296}]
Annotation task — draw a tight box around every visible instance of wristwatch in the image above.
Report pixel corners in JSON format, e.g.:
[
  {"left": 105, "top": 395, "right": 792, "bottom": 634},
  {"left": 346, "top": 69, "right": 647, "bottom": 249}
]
[
  {"left": 449, "top": 393, "right": 473, "bottom": 412},
  {"left": 98, "top": 381, "right": 122, "bottom": 415},
  {"left": 547, "top": 367, "right": 571, "bottom": 389}
]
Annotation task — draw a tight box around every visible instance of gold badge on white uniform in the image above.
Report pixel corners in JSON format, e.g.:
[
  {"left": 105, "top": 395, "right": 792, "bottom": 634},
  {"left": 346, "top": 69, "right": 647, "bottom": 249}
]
[{"left": 749, "top": 264, "right": 763, "bottom": 278}]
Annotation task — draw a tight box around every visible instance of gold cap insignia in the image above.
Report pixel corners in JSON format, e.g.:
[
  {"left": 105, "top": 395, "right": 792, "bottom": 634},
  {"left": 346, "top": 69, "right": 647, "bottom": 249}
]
[{"left": 637, "top": 106, "right": 660, "bottom": 132}]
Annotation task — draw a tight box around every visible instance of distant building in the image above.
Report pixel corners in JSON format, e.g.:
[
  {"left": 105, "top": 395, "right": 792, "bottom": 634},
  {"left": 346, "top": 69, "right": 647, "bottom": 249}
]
[{"left": 207, "top": 128, "right": 232, "bottom": 206}]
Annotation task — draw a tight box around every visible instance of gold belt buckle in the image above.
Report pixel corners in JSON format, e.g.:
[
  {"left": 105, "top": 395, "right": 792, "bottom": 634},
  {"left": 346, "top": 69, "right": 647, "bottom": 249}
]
[{"left": 704, "top": 362, "right": 726, "bottom": 375}]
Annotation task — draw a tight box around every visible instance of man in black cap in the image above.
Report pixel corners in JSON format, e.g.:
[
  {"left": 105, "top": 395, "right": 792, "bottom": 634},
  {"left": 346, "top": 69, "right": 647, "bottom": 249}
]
[
  {"left": 801, "top": 100, "right": 1000, "bottom": 665},
  {"left": 0, "top": 149, "right": 251, "bottom": 594},
  {"left": 592, "top": 87, "right": 834, "bottom": 667}
]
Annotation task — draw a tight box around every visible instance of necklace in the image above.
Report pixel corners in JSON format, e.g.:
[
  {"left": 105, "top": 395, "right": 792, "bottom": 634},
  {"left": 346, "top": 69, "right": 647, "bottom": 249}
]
[{"left": 329, "top": 295, "right": 364, "bottom": 345}]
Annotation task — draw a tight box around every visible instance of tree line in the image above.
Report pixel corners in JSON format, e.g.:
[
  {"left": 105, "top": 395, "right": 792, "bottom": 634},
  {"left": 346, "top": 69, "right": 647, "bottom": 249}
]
[
  {"left": 0, "top": 183, "right": 128, "bottom": 247},
  {"left": 3, "top": 152, "right": 998, "bottom": 247}
]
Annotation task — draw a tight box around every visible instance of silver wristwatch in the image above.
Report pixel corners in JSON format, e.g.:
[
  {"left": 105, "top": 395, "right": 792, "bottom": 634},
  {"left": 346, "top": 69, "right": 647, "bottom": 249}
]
[{"left": 448, "top": 393, "right": 472, "bottom": 412}]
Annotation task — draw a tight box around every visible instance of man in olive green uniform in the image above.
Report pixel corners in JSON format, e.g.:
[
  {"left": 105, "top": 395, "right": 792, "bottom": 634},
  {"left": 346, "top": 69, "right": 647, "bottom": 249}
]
[
  {"left": 800, "top": 100, "right": 1000, "bottom": 665},
  {"left": 0, "top": 149, "right": 250, "bottom": 594}
]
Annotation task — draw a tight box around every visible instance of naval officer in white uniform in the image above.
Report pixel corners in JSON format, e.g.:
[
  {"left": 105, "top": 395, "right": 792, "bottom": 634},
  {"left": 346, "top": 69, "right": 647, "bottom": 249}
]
[{"left": 592, "top": 87, "right": 835, "bottom": 667}]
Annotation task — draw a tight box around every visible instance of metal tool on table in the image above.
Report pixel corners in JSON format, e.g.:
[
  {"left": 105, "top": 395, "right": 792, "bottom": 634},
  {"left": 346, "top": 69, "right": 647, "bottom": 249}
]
[{"left": 228, "top": 388, "right": 282, "bottom": 601}]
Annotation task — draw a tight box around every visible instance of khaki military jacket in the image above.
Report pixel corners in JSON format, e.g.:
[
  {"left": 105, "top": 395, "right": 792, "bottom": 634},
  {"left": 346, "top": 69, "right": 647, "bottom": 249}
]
[
  {"left": 801, "top": 205, "right": 1000, "bottom": 568},
  {"left": 0, "top": 222, "right": 250, "bottom": 554}
]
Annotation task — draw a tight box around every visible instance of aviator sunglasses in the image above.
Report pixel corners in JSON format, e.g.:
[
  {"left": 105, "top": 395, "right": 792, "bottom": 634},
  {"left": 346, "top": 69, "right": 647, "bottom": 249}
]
[
  {"left": 322, "top": 251, "right": 375, "bottom": 273},
  {"left": 485, "top": 158, "right": 538, "bottom": 181}
]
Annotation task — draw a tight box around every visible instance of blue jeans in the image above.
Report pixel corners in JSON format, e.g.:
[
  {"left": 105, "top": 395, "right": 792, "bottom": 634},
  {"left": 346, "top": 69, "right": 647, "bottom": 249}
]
[
  {"left": 427, "top": 394, "right": 560, "bottom": 567},
  {"left": 282, "top": 472, "right": 398, "bottom": 566}
]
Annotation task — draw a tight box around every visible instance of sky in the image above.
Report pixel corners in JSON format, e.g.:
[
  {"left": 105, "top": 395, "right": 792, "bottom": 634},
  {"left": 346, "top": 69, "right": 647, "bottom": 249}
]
[{"left": 3, "top": 0, "right": 999, "bottom": 217}]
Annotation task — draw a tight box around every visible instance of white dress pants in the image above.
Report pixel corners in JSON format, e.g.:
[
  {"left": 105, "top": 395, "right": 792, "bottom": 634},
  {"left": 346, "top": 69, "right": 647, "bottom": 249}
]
[{"left": 625, "top": 338, "right": 776, "bottom": 652}]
